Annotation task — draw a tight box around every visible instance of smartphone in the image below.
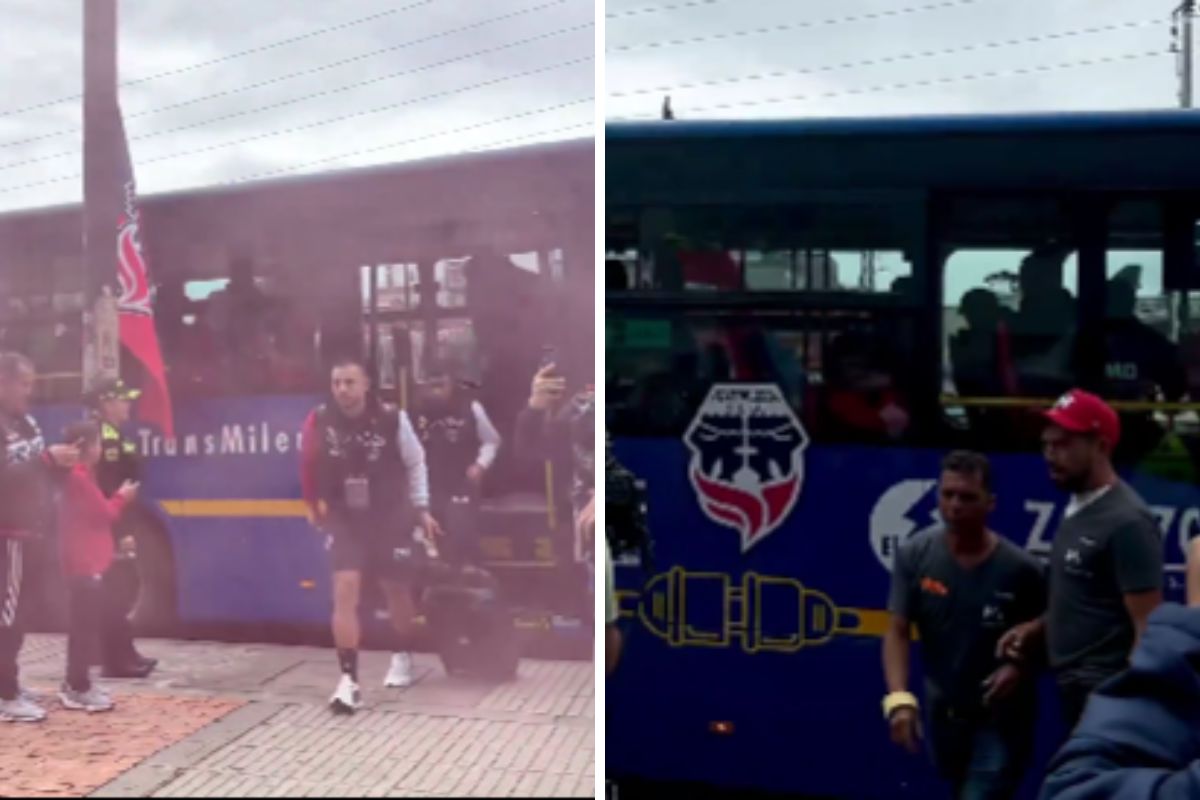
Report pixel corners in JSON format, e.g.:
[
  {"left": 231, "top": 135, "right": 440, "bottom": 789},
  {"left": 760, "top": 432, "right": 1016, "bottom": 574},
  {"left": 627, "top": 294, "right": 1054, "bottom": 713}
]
[{"left": 540, "top": 345, "right": 558, "bottom": 370}]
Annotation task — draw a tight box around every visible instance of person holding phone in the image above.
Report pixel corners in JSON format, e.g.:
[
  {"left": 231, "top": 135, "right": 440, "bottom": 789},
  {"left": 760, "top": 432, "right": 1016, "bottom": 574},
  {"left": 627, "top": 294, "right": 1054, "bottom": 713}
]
[
  {"left": 0, "top": 352, "right": 80, "bottom": 723},
  {"left": 56, "top": 420, "right": 139, "bottom": 712},
  {"left": 882, "top": 451, "right": 1046, "bottom": 800}
]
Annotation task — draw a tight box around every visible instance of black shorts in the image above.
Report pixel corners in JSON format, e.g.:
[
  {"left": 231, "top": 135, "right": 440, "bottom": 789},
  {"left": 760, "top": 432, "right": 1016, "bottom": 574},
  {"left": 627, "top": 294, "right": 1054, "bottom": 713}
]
[{"left": 327, "top": 517, "right": 421, "bottom": 581}]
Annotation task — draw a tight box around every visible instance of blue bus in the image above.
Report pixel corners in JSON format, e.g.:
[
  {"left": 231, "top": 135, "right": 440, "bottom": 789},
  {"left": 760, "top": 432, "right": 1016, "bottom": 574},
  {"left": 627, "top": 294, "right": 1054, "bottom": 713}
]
[
  {"left": 605, "top": 111, "right": 1200, "bottom": 799},
  {"left": 0, "top": 138, "right": 594, "bottom": 652}
]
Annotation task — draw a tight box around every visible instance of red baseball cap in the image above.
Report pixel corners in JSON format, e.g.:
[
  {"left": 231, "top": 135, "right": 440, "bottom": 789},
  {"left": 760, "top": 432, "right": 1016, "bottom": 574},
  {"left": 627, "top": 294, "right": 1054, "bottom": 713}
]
[{"left": 1043, "top": 389, "right": 1120, "bottom": 447}]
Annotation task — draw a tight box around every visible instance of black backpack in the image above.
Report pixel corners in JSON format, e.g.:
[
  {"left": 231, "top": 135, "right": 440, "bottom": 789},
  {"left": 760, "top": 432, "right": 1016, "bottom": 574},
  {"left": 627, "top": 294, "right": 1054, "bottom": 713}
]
[{"left": 421, "top": 562, "right": 519, "bottom": 681}]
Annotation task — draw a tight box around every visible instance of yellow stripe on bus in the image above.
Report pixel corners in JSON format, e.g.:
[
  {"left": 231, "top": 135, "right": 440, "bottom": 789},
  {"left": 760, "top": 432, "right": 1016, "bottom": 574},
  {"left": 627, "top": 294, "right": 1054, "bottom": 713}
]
[
  {"left": 942, "top": 394, "right": 1200, "bottom": 413},
  {"left": 159, "top": 499, "right": 308, "bottom": 517}
]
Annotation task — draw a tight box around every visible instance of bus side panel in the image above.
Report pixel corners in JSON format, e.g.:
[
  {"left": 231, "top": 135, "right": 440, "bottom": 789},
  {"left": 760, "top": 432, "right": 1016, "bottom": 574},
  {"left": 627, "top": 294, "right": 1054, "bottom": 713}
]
[{"left": 608, "top": 438, "right": 1197, "bottom": 798}]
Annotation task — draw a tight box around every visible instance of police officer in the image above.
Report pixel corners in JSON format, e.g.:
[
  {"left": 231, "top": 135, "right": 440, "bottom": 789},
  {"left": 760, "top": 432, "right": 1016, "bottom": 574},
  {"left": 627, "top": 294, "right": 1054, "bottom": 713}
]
[
  {"left": 412, "top": 361, "right": 501, "bottom": 563},
  {"left": 87, "top": 378, "right": 156, "bottom": 678}
]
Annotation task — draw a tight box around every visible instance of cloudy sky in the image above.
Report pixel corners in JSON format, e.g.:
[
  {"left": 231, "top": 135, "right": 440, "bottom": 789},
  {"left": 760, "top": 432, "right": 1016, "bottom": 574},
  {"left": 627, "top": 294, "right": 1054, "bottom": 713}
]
[
  {"left": 0, "top": 0, "right": 594, "bottom": 212},
  {"left": 606, "top": 0, "right": 1184, "bottom": 121}
]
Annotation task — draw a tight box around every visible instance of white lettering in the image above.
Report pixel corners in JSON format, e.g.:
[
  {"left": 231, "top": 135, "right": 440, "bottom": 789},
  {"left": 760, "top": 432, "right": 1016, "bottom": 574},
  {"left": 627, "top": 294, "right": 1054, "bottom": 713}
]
[
  {"left": 261, "top": 423, "right": 270, "bottom": 454},
  {"left": 163, "top": 436, "right": 177, "bottom": 457},
  {"left": 204, "top": 434, "right": 216, "bottom": 455},
  {"left": 1150, "top": 505, "right": 1177, "bottom": 541},
  {"left": 138, "top": 429, "right": 154, "bottom": 456},
  {"left": 221, "top": 425, "right": 245, "bottom": 454},
  {"left": 184, "top": 435, "right": 198, "bottom": 456},
  {"left": 1024, "top": 501, "right": 1056, "bottom": 556},
  {"left": 275, "top": 432, "right": 291, "bottom": 453}
]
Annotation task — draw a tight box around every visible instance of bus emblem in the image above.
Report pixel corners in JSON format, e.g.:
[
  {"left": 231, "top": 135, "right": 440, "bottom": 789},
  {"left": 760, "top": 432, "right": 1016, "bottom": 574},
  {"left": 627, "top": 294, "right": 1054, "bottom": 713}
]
[{"left": 684, "top": 384, "right": 809, "bottom": 552}]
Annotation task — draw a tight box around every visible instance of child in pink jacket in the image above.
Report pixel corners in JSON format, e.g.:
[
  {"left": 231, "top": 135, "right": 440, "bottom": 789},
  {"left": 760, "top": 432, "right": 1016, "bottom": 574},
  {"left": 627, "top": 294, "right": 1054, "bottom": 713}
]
[{"left": 57, "top": 421, "right": 138, "bottom": 712}]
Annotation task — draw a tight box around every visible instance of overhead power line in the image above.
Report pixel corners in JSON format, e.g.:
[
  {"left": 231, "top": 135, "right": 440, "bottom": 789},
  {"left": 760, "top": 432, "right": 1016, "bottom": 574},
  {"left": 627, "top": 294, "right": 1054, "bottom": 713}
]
[
  {"left": 0, "top": 60, "right": 593, "bottom": 193},
  {"left": 608, "top": 49, "right": 1171, "bottom": 120},
  {"left": 0, "top": 20, "right": 593, "bottom": 163},
  {"left": 224, "top": 97, "right": 593, "bottom": 184},
  {"left": 607, "top": 0, "right": 987, "bottom": 52},
  {"left": 0, "top": 0, "right": 580, "bottom": 118},
  {"left": 608, "top": 19, "right": 1162, "bottom": 98}
]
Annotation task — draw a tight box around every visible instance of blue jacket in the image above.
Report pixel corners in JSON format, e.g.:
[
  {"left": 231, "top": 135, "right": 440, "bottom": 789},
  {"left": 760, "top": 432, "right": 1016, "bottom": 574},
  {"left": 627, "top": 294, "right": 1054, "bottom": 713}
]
[{"left": 1041, "top": 603, "right": 1200, "bottom": 800}]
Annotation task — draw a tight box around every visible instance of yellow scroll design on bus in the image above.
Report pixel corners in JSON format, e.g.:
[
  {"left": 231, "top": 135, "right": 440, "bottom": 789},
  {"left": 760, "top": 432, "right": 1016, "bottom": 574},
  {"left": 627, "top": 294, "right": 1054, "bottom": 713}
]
[{"left": 615, "top": 567, "right": 912, "bottom": 653}]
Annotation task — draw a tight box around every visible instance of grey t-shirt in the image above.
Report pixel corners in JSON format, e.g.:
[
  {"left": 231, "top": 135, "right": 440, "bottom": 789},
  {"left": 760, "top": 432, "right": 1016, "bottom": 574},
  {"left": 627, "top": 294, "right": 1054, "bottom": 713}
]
[
  {"left": 1046, "top": 481, "right": 1162, "bottom": 685},
  {"left": 889, "top": 529, "right": 1046, "bottom": 711}
]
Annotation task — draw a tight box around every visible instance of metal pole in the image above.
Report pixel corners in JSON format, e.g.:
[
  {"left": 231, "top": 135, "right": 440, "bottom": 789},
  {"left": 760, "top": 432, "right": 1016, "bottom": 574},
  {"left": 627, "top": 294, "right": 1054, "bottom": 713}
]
[
  {"left": 1185, "top": 0, "right": 1195, "bottom": 108},
  {"left": 1180, "top": 0, "right": 1196, "bottom": 108}
]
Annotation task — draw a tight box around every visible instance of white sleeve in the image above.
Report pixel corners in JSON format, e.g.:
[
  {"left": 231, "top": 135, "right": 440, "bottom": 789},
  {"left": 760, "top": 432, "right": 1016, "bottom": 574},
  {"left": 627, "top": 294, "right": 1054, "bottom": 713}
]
[
  {"left": 471, "top": 400, "right": 502, "bottom": 470},
  {"left": 397, "top": 410, "right": 429, "bottom": 509}
]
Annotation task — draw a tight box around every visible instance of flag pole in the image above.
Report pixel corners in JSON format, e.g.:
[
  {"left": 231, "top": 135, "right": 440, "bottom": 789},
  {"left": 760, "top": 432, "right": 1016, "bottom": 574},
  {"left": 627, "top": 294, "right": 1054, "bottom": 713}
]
[{"left": 83, "top": 0, "right": 122, "bottom": 393}]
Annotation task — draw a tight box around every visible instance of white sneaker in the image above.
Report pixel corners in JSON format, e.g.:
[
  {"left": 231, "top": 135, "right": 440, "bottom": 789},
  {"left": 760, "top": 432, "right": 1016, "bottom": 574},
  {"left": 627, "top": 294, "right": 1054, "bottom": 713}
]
[
  {"left": 384, "top": 652, "right": 413, "bottom": 688},
  {"left": 0, "top": 694, "right": 47, "bottom": 723},
  {"left": 59, "top": 684, "right": 115, "bottom": 713},
  {"left": 329, "top": 674, "right": 361, "bottom": 714}
]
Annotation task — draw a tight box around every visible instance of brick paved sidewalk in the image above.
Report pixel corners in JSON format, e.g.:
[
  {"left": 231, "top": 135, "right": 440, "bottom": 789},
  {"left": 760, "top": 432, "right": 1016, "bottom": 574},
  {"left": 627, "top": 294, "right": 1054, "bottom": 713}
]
[{"left": 2, "top": 636, "right": 595, "bottom": 798}]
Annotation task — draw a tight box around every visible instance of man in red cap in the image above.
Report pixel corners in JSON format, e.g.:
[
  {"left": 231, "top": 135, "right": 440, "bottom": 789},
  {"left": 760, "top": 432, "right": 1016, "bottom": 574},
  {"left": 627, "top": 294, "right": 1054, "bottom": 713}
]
[{"left": 997, "top": 389, "right": 1162, "bottom": 733}]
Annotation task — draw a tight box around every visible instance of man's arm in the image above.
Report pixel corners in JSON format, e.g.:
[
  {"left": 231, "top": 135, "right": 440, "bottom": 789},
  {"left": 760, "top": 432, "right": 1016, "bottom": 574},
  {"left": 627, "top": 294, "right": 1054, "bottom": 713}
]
[
  {"left": 396, "top": 410, "right": 429, "bottom": 510},
  {"left": 882, "top": 614, "right": 912, "bottom": 694},
  {"left": 1112, "top": 514, "right": 1165, "bottom": 653},
  {"left": 471, "top": 400, "right": 501, "bottom": 470},
  {"left": 605, "top": 538, "right": 622, "bottom": 675},
  {"left": 1187, "top": 538, "right": 1200, "bottom": 607},
  {"left": 1124, "top": 590, "right": 1162, "bottom": 652}
]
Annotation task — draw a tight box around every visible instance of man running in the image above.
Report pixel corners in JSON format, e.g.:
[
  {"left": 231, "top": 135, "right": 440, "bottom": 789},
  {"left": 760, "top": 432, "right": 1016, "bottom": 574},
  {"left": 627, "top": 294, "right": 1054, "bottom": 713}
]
[{"left": 300, "top": 357, "right": 441, "bottom": 713}]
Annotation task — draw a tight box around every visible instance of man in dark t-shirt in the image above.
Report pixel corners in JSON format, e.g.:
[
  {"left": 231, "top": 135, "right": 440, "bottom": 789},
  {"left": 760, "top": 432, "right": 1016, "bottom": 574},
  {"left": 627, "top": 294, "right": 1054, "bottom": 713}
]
[
  {"left": 883, "top": 451, "right": 1046, "bottom": 800},
  {"left": 998, "top": 389, "right": 1162, "bottom": 733}
]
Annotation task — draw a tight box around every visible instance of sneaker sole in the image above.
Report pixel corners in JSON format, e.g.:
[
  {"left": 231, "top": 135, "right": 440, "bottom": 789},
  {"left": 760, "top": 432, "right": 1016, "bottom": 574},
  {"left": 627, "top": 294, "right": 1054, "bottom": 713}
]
[
  {"left": 329, "top": 698, "right": 360, "bottom": 714},
  {"left": 0, "top": 714, "right": 45, "bottom": 723},
  {"left": 59, "top": 697, "right": 115, "bottom": 713}
]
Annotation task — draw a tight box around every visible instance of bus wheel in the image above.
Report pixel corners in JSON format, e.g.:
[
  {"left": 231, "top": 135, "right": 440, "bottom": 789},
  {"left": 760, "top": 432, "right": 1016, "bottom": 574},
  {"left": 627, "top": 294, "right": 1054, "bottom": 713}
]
[{"left": 131, "top": 520, "right": 179, "bottom": 634}]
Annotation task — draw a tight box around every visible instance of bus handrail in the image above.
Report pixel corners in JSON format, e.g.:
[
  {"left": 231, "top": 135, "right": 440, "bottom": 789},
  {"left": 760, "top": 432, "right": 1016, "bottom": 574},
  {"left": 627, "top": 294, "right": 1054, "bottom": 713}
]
[{"left": 941, "top": 395, "right": 1200, "bottom": 414}]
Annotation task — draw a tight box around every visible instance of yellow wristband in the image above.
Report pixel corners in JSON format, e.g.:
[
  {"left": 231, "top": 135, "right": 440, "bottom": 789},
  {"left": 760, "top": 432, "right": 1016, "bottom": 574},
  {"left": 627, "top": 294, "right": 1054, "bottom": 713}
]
[{"left": 882, "top": 691, "right": 919, "bottom": 720}]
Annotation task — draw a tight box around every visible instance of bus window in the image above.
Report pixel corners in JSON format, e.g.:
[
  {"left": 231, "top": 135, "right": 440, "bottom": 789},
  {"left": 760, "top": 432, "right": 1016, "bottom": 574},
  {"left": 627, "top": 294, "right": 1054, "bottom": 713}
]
[
  {"left": 165, "top": 255, "right": 325, "bottom": 399},
  {"left": 0, "top": 256, "right": 85, "bottom": 403},
  {"left": 940, "top": 196, "right": 1082, "bottom": 449},
  {"left": 634, "top": 202, "right": 917, "bottom": 293},
  {"left": 1104, "top": 200, "right": 1200, "bottom": 476},
  {"left": 607, "top": 310, "right": 917, "bottom": 445}
]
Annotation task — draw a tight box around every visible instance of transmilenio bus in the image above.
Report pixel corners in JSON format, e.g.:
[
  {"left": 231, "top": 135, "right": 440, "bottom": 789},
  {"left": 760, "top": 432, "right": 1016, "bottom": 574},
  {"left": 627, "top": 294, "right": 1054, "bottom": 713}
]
[
  {"left": 0, "top": 138, "right": 594, "bottom": 651},
  {"left": 606, "top": 110, "right": 1200, "bottom": 799}
]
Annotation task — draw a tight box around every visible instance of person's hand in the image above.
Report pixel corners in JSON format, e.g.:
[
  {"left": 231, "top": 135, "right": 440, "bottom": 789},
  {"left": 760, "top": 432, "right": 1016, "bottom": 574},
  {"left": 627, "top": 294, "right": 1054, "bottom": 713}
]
[
  {"left": 880, "top": 403, "right": 909, "bottom": 439},
  {"left": 982, "top": 663, "right": 1022, "bottom": 707},
  {"left": 577, "top": 495, "right": 596, "bottom": 543},
  {"left": 996, "top": 619, "right": 1043, "bottom": 663},
  {"left": 466, "top": 463, "right": 485, "bottom": 485},
  {"left": 306, "top": 499, "right": 328, "bottom": 529},
  {"left": 529, "top": 364, "right": 567, "bottom": 411},
  {"left": 888, "top": 706, "right": 922, "bottom": 755},
  {"left": 115, "top": 480, "right": 140, "bottom": 502},
  {"left": 47, "top": 443, "right": 81, "bottom": 468},
  {"left": 419, "top": 510, "right": 443, "bottom": 539}
]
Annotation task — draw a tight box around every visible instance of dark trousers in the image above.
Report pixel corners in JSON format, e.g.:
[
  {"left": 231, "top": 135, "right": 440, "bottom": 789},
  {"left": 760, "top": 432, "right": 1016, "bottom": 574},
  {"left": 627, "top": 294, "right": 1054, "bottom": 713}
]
[
  {"left": 0, "top": 539, "right": 25, "bottom": 700},
  {"left": 1057, "top": 677, "right": 1101, "bottom": 735},
  {"left": 927, "top": 703, "right": 1032, "bottom": 800},
  {"left": 67, "top": 576, "right": 104, "bottom": 692},
  {"left": 431, "top": 491, "right": 479, "bottom": 566},
  {"left": 98, "top": 557, "right": 139, "bottom": 667}
]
